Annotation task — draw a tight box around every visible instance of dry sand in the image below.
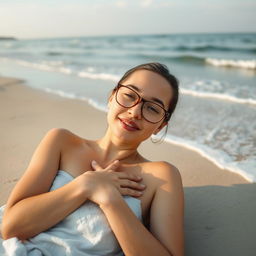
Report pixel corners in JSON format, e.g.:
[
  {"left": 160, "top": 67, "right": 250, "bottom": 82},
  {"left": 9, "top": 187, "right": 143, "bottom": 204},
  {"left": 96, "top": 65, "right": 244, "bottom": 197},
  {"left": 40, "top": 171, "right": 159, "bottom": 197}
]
[{"left": 0, "top": 77, "right": 255, "bottom": 255}]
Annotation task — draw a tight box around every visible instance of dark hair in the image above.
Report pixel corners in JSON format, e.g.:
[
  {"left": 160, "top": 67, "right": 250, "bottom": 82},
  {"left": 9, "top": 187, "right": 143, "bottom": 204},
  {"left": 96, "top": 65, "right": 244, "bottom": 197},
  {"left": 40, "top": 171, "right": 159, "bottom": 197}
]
[{"left": 114, "top": 62, "right": 179, "bottom": 122}]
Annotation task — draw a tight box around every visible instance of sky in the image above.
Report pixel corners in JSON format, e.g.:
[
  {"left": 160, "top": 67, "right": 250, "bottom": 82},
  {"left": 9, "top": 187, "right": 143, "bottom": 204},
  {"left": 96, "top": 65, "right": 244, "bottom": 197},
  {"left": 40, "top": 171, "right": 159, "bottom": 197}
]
[{"left": 0, "top": 0, "right": 255, "bottom": 39}]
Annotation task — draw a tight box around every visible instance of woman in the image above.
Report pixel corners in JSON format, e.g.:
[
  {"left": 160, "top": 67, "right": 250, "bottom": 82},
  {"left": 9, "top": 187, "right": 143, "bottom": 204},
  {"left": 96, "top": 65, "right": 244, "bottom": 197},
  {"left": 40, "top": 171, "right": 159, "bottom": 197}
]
[{"left": 0, "top": 63, "right": 184, "bottom": 256}]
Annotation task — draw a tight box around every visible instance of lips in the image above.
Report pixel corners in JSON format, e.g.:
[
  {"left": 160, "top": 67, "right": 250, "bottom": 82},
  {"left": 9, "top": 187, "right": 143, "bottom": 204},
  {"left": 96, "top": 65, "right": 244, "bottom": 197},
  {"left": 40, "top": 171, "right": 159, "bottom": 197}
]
[{"left": 118, "top": 117, "right": 140, "bottom": 131}]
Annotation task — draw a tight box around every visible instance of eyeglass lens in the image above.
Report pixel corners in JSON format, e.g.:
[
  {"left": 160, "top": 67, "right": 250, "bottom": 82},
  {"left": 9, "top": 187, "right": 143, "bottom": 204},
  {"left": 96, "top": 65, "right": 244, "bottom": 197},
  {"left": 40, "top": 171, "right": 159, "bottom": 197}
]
[{"left": 116, "top": 86, "right": 165, "bottom": 123}]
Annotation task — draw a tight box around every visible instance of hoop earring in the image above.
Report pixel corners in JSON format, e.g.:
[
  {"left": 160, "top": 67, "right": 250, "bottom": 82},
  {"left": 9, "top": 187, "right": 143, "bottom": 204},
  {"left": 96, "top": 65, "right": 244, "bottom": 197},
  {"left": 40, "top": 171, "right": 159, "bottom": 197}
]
[{"left": 150, "top": 124, "right": 168, "bottom": 144}]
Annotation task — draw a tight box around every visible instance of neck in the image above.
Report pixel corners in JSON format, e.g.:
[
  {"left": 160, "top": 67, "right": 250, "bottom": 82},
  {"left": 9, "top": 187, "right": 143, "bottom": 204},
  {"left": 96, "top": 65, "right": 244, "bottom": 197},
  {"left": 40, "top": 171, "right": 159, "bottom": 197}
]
[{"left": 95, "top": 128, "right": 140, "bottom": 166}]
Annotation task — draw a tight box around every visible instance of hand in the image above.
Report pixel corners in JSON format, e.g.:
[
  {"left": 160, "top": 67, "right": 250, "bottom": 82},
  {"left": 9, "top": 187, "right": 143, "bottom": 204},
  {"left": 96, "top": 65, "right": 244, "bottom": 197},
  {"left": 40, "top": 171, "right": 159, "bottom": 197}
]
[{"left": 80, "top": 160, "right": 146, "bottom": 207}]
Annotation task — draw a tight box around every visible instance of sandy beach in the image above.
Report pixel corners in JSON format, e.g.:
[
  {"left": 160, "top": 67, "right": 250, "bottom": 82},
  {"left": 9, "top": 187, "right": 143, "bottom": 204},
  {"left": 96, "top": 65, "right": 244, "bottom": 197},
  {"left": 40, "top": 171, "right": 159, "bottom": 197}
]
[{"left": 0, "top": 76, "right": 255, "bottom": 255}]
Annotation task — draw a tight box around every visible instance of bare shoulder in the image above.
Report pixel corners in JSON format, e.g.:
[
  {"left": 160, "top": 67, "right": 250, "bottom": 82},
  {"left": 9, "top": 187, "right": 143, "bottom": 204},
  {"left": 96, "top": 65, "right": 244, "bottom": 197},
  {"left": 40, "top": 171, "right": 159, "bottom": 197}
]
[
  {"left": 144, "top": 160, "right": 183, "bottom": 188},
  {"left": 46, "top": 128, "right": 87, "bottom": 149},
  {"left": 46, "top": 127, "right": 80, "bottom": 142},
  {"left": 42, "top": 127, "right": 71, "bottom": 146},
  {"left": 3, "top": 128, "right": 83, "bottom": 209}
]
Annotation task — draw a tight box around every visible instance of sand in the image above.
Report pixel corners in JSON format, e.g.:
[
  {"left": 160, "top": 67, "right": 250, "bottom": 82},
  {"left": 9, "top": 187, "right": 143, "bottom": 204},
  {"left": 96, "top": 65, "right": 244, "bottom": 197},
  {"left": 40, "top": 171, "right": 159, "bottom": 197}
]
[{"left": 0, "top": 76, "right": 255, "bottom": 255}]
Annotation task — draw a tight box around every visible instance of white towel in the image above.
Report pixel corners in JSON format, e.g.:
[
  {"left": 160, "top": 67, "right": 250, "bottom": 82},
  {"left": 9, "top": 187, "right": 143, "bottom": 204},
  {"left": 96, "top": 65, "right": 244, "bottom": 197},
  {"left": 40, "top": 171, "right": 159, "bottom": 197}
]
[{"left": 0, "top": 170, "right": 142, "bottom": 255}]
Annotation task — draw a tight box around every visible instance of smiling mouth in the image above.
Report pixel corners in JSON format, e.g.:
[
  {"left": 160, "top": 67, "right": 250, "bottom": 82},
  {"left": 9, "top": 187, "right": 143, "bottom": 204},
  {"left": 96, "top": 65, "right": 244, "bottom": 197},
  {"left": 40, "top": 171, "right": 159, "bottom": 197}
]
[{"left": 118, "top": 118, "right": 140, "bottom": 131}]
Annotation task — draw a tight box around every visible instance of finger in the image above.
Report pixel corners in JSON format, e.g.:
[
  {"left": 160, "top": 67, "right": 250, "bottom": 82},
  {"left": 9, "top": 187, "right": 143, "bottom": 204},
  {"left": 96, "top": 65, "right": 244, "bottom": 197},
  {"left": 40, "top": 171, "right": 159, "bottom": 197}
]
[
  {"left": 120, "top": 187, "right": 144, "bottom": 198},
  {"left": 117, "top": 172, "right": 142, "bottom": 181},
  {"left": 91, "top": 160, "right": 103, "bottom": 171},
  {"left": 119, "top": 179, "right": 146, "bottom": 191},
  {"left": 105, "top": 160, "right": 120, "bottom": 171}
]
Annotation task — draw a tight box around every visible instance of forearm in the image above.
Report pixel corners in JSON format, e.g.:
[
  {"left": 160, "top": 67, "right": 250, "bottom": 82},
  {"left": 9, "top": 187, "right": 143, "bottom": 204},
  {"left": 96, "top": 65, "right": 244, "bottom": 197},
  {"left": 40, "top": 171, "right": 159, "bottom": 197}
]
[
  {"left": 100, "top": 197, "right": 172, "bottom": 256},
  {"left": 2, "top": 178, "right": 86, "bottom": 240}
]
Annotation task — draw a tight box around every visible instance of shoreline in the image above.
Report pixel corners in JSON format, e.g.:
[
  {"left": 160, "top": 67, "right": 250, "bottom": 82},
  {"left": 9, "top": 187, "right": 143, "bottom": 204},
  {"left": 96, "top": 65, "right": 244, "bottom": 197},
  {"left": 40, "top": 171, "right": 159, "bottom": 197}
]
[
  {"left": 0, "top": 76, "right": 249, "bottom": 188},
  {"left": 1, "top": 58, "right": 255, "bottom": 183},
  {"left": 1, "top": 76, "right": 255, "bottom": 255}
]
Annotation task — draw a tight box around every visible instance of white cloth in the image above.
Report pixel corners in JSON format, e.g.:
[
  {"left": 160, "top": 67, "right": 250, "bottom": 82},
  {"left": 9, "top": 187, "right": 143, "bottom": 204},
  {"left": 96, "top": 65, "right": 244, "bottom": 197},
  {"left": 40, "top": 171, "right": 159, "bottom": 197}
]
[{"left": 0, "top": 170, "right": 142, "bottom": 255}]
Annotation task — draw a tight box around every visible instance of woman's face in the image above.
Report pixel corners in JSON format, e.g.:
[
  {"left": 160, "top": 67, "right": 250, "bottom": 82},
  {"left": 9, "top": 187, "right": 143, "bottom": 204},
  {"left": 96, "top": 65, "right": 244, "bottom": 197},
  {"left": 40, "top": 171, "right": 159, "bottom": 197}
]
[{"left": 107, "top": 69, "right": 173, "bottom": 145}]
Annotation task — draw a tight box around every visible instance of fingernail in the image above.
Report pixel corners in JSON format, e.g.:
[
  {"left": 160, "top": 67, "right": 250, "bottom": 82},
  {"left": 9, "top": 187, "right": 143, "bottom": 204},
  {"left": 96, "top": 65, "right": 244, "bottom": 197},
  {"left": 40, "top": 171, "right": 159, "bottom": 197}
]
[
  {"left": 140, "top": 184, "right": 146, "bottom": 187},
  {"left": 92, "top": 160, "right": 96, "bottom": 165}
]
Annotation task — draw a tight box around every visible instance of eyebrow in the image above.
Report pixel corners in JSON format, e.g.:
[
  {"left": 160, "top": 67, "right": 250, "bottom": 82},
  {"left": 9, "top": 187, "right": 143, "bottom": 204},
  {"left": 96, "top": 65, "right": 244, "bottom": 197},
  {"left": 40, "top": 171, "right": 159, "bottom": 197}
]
[{"left": 127, "top": 84, "right": 165, "bottom": 108}]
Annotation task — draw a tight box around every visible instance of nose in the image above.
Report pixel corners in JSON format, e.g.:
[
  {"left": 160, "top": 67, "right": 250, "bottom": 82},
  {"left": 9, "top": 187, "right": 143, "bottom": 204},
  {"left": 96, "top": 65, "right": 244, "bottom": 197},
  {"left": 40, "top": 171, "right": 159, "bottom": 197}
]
[{"left": 128, "top": 102, "right": 143, "bottom": 120}]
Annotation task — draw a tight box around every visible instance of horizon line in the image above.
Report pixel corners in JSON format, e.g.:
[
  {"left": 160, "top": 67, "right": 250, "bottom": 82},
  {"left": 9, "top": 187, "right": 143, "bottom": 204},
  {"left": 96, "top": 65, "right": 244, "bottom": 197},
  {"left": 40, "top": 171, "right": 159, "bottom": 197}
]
[{"left": 2, "top": 31, "right": 256, "bottom": 41}]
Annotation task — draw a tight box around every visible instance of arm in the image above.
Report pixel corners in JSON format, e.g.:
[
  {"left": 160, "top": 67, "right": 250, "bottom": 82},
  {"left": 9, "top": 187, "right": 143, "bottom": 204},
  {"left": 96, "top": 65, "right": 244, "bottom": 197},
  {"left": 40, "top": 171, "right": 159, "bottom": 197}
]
[
  {"left": 99, "top": 162, "right": 184, "bottom": 256},
  {"left": 1, "top": 128, "right": 87, "bottom": 240},
  {"left": 2, "top": 130, "right": 145, "bottom": 241}
]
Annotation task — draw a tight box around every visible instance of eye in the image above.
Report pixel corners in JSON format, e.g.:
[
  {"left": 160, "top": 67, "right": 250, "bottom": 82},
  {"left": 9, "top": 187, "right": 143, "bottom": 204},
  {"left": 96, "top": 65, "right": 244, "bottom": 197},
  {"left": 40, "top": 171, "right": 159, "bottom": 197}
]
[
  {"left": 146, "top": 104, "right": 160, "bottom": 114},
  {"left": 124, "top": 93, "right": 134, "bottom": 98},
  {"left": 124, "top": 92, "right": 136, "bottom": 100}
]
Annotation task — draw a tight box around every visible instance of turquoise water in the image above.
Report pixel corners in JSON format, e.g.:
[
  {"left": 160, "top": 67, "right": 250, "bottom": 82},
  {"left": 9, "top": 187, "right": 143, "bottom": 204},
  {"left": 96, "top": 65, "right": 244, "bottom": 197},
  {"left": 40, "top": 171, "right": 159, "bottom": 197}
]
[{"left": 0, "top": 33, "right": 255, "bottom": 182}]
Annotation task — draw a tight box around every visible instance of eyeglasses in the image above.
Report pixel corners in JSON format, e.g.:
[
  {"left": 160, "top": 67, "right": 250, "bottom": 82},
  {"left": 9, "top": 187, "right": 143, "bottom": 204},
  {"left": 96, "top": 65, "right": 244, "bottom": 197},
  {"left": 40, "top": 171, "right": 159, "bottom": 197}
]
[{"left": 115, "top": 84, "right": 170, "bottom": 124}]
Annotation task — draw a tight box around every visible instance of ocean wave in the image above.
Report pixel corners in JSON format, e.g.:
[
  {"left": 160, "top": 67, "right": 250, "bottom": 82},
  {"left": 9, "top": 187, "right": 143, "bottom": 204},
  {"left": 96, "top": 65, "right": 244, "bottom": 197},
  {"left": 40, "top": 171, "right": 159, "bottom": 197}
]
[
  {"left": 15, "top": 59, "right": 72, "bottom": 74},
  {"left": 1, "top": 42, "right": 14, "bottom": 48},
  {"left": 1, "top": 57, "right": 120, "bottom": 82},
  {"left": 135, "top": 53, "right": 256, "bottom": 70},
  {"left": 45, "top": 50, "right": 94, "bottom": 56},
  {"left": 206, "top": 58, "right": 256, "bottom": 70},
  {"left": 43, "top": 86, "right": 256, "bottom": 183},
  {"left": 87, "top": 98, "right": 108, "bottom": 112},
  {"left": 162, "top": 135, "right": 255, "bottom": 183},
  {"left": 22, "top": 59, "right": 119, "bottom": 81},
  {"left": 171, "top": 55, "right": 205, "bottom": 63},
  {"left": 44, "top": 88, "right": 108, "bottom": 112},
  {"left": 122, "top": 43, "right": 256, "bottom": 54},
  {"left": 180, "top": 88, "right": 256, "bottom": 106},
  {"left": 174, "top": 45, "right": 256, "bottom": 54},
  {"left": 40, "top": 85, "right": 256, "bottom": 183},
  {"left": 46, "top": 51, "right": 63, "bottom": 56},
  {"left": 78, "top": 71, "right": 119, "bottom": 81},
  {"left": 134, "top": 53, "right": 205, "bottom": 64},
  {"left": 69, "top": 39, "right": 81, "bottom": 45},
  {"left": 22, "top": 57, "right": 256, "bottom": 106},
  {"left": 44, "top": 88, "right": 77, "bottom": 99}
]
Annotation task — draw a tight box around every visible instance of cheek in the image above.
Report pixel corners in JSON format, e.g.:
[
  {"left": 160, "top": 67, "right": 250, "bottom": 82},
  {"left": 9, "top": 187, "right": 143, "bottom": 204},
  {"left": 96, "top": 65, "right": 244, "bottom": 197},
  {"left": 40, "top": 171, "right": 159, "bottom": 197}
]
[
  {"left": 142, "top": 124, "right": 159, "bottom": 137},
  {"left": 147, "top": 123, "right": 163, "bottom": 135},
  {"left": 138, "top": 125, "right": 159, "bottom": 141},
  {"left": 107, "top": 101, "right": 123, "bottom": 121}
]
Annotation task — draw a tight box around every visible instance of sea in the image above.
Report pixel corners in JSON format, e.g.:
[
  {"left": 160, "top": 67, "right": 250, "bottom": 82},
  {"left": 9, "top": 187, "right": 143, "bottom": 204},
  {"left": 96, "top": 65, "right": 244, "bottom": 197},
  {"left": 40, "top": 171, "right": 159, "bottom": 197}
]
[{"left": 0, "top": 33, "right": 255, "bottom": 182}]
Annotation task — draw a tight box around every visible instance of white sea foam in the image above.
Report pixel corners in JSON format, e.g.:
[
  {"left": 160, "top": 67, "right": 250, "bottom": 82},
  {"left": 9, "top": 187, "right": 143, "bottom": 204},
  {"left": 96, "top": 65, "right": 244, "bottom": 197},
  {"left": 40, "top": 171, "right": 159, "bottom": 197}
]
[
  {"left": 86, "top": 67, "right": 95, "bottom": 72},
  {"left": 78, "top": 71, "right": 119, "bottom": 82},
  {"left": 162, "top": 135, "right": 256, "bottom": 183},
  {"left": 180, "top": 88, "right": 256, "bottom": 106},
  {"left": 16, "top": 59, "right": 72, "bottom": 74},
  {"left": 206, "top": 58, "right": 256, "bottom": 70},
  {"left": 0, "top": 57, "right": 119, "bottom": 82},
  {"left": 43, "top": 88, "right": 255, "bottom": 183},
  {"left": 87, "top": 98, "right": 108, "bottom": 112},
  {"left": 44, "top": 88, "right": 108, "bottom": 112},
  {"left": 45, "top": 85, "right": 254, "bottom": 182},
  {"left": 3, "top": 42, "right": 13, "bottom": 48},
  {"left": 10, "top": 58, "right": 255, "bottom": 109},
  {"left": 69, "top": 39, "right": 80, "bottom": 45},
  {"left": 44, "top": 88, "right": 77, "bottom": 99},
  {"left": 39, "top": 86, "right": 256, "bottom": 182}
]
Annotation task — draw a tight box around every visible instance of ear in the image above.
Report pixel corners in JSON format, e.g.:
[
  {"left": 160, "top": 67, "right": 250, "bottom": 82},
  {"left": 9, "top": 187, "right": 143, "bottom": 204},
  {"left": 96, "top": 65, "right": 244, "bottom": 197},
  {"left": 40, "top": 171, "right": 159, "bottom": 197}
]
[
  {"left": 108, "top": 93, "right": 115, "bottom": 108},
  {"left": 153, "top": 121, "right": 168, "bottom": 135}
]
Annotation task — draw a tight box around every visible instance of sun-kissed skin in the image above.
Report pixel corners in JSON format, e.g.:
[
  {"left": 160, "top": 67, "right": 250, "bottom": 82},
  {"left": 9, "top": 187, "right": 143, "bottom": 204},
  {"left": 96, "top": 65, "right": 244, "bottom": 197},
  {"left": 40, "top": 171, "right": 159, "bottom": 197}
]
[{"left": 1, "top": 70, "right": 184, "bottom": 256}]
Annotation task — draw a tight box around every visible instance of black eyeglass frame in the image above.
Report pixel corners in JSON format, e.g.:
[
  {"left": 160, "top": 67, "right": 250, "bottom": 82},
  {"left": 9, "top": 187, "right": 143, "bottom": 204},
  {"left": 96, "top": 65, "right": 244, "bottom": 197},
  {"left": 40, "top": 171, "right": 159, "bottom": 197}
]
[{"left": 115, "top": 83, "right": 171, "bottom": 124}]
